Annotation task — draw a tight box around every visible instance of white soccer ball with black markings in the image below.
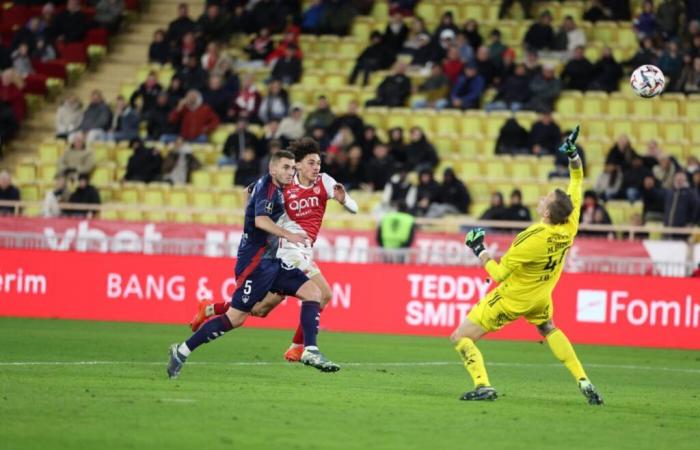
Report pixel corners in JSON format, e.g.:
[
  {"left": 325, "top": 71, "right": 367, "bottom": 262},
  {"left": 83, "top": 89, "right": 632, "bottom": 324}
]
[{"left": 630, "top": 65, "right": 665, "bottom": 98}]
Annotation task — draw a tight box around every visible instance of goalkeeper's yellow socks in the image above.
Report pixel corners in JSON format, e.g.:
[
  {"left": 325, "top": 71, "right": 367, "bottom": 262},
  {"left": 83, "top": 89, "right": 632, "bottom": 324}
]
[
  {"left": 546, "top": 329, "right": 588, "bottom": 381},
  {"left": 455, "top": 337, "right": 491, "bottom": 387}
]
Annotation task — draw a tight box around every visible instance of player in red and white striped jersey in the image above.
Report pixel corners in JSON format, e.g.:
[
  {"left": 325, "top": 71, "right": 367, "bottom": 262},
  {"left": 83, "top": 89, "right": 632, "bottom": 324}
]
[{"left": 189, "top": 137, "right": 358, "bottom": 363}]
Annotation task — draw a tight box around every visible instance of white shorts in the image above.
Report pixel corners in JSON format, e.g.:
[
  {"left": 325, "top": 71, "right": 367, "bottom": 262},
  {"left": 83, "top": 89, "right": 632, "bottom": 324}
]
[{"left": 277, "top": 245, "right": 321, "bottom": 278}]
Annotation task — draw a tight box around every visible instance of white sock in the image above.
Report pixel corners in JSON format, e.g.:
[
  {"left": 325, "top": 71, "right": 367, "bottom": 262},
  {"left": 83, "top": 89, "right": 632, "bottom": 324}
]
[
  {"left": 305, "top": 345, "right": 318, "bottom": 351},
  {"left": 177, "top": 343, "right": 191, "bottom": 357}
]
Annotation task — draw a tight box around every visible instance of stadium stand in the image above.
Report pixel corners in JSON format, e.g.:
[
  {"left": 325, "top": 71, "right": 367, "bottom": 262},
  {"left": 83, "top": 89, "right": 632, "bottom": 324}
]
[{"left": 0, "top": 0, "right": 698, "bottom": 238}]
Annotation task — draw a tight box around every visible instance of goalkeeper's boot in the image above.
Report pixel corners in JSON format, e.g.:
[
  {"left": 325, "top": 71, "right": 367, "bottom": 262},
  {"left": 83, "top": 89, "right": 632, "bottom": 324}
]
[
  {"left": 300, "top": 348, "right": 341, "bottom": 372},
  {"left": 578, "top": 379, "right": 604, "bottom": 405},
  {"left": 460, "top": 385, "right": 498, "bottom": 401},
  {"left": 167, "top": 343, "right": 187, "bottom": 379},
  {"left": 284, "top": 343, "right": 304, "bottom": 362},
  {"left": 189, "top": 301, "right": 215, "bottom": 332}
]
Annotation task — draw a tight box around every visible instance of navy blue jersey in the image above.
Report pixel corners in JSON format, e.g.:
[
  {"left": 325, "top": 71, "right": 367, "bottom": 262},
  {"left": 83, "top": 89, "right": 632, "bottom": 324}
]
[{"left": 237, "top": 174, "right": 286, "bottom": 271}]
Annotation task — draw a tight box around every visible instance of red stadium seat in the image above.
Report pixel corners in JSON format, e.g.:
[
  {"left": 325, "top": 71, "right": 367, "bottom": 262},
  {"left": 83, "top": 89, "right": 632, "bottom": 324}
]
[
  {"left": 23, "top": 74, "right": 48, "bottom": 96},
  {"left": 57, "top": 42, "right": 88, "bottom": 64},
  {"left": 0, "top": 5, "right": 30, "bottom": 32},
  {"left": 32, "top": 59, "right": 67, "bottom": 80},
  {"left": 124, "top": 0, "right": 140, "bottom": 11},
  {"left": 86, "top": 28, "right": 109, "bottom": 47}
]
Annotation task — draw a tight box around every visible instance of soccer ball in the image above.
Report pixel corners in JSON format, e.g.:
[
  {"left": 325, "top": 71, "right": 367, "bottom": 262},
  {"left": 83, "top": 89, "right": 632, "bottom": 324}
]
[{"left": 630, "top": 65, "right": 666, "bottom": 98}]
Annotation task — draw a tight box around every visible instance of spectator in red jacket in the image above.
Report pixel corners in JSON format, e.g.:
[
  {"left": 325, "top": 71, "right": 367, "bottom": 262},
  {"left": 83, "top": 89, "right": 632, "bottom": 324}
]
[
  {"left": 165, "top": 89, "right": 220, "bottom": 143},
  {"left": 227, "top": 73, "right": 262, "bottom": 122},
  {"left": 442, "top": 47, "right": 464, "bottom": 85}
]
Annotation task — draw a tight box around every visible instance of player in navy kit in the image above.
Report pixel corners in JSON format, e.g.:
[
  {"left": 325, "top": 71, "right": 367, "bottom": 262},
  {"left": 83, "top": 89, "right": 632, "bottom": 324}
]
[{"left": 167, "top": 150, "right": 341, "bottom": 378}]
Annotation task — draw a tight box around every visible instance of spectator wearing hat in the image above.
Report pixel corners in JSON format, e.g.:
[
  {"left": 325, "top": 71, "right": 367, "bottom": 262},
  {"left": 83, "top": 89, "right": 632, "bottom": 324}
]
[
  {"left": 446, "top": 63, "right": 485, "bottom": 110},
  {"left": 503, "top": 189, "right": 532, "bottom": 222},
  {"left": 65, "top": 174, "right": 101, "bottom": 218},
  {"left": 349, "top": 31, "right": 393, "bottom": 86},
  {"left": 524, "top": 10, "right": 555, "bottom": 52},
  {"left": 561, "top": 46, "right": 595, "bottom": 91},
  {"left": 485, "top": 63, "right": 531, "bottom": 112},
  {"left": 435, "top": 168, "right": 471, "bottom": 215}
]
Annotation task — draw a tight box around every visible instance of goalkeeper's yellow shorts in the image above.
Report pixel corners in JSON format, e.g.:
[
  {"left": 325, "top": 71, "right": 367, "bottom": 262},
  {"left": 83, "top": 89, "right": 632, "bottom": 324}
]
[{"left": 467, "top": 289, "right": 553, "bottom": 332}]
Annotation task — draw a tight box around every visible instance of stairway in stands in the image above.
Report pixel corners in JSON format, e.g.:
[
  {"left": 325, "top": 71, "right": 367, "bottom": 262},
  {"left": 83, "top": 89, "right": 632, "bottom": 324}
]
[{"left": 3, "top": 0, "right": 203, "bottom": 168}]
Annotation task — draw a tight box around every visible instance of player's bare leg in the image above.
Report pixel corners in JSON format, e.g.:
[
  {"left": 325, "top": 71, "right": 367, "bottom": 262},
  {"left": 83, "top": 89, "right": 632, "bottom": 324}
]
[
  {"left": 450, "top": 318, "right": 497, "bottom": 401},
  {"left": 168, "top": 308, "right": 249, "bottom": 379},
  {"left": 190, "top": 291, "right": 284, "bottom": 332},
  {"left": 250, "top": 292, "right": 286, "bottom": 317},
  {"left": 286, "top": 272, "right": 332, "bottom": 362},
  {"left": 294, "top": 280, "right": 340, "bottom": 372},
  {"left": 537, "top": 320, "right": 604, "bottom": 405}
]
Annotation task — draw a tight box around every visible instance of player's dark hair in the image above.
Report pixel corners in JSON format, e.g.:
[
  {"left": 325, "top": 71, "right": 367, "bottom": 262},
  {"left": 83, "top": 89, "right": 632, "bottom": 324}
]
[
  {"left": 548, "top": 188, "right": 574, "bottom": 225},
  {"left": 270, "top": 149, "right": 295, "bottom": 162},
  {"left": 289, "top": 137, "right": 321, "bottom": 162}
]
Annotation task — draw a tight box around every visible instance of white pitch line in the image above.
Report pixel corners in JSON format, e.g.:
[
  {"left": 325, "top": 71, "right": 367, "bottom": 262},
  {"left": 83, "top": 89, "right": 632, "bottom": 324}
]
[
  {"left": 0, "top": 360, "right": 699, "bottom": 374},
  {"left": 160, "top": 398, "right": 196, "bottom": 403}
]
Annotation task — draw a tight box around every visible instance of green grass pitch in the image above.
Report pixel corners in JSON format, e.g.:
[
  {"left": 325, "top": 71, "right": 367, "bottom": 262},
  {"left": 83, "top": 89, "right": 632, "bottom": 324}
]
[{"left": 1, "top": 318, "right": 699, "bottom": 450}]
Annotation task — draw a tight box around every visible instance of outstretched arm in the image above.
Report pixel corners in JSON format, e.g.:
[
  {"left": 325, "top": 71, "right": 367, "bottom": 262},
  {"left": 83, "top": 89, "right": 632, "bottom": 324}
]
[{"left": 559, "top": 125, "right": 583, "bottom": 228}]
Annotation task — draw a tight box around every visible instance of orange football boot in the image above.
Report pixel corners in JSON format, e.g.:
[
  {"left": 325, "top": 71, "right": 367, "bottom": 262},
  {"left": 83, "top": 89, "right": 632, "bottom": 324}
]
[
  {"left": 189, "top": 301, "right": 214, "bottom": 332},
  {"left": 283, "top": 344, "right": 304, "bottom": 362}
]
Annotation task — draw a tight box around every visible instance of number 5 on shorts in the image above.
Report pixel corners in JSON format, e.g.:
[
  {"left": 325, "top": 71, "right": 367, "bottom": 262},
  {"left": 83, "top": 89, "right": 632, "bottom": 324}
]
[{"left": 243, "top": 280, "right": 252, "bottom": 295}]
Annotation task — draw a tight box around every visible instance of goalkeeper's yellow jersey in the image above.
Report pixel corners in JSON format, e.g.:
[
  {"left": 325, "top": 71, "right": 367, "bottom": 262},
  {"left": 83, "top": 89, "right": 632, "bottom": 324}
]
[{"left": 484, "top": 165, "right": 583, "bottom": 305}]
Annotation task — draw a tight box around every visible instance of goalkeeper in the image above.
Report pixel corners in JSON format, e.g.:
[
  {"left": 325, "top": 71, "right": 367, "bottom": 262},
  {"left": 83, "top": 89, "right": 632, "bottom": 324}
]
[{"left": 452, "top": 126, "right": 604, "bottom": 405}]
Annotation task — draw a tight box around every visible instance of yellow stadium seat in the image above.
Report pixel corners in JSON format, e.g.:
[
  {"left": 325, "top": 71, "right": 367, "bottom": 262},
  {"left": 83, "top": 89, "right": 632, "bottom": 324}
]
[
  {"left": 191, "top": 170, "right": 212, "bottom": 188},
  {"left": 511, "top": 159, "right": 533, "bottom": 179},
  {"left": 19, "top": 183, "right": 40, "bottom": 201},
  {"left": 459, "top": 160, "right": 481, "bottom": 179},
  {"left": 583, "top": 140, "right": 607, "bottom": 163},
  {"left": 611, "top": 120, "right": 634, "bottom": 139},
  {"left": 415, "top": 2, "right": 437, "bottom": 20},
  {"left": 661, "top": 121, "right": 685, "bottom": 142},
  {"left": 167, "top": 188, "right": 189, "bottom": 207},
  {"left": 335, "top": 90, "right": 359, "bottom": 112},
  {"left": 663, "top": 142, "right": 685, "bottom": 160},
  {"left": 484, "top": 115, "right": 505, "bottom": 138},
  {"left": 115, "top": 147, "right": 131, "bottom": 167},
  {"left": 637, "top": 120, "right": 659, "bottom": 143},
  {"left": 607, "top": 96, "right": 629, "bottom": 116},
  {"left": 456, "top": 139, "right": 481, "bottom": 156},
  {"left": 120, "top": 83, "right": 136, "bottom": 99},
  {"left": 193, "top": 191, "right": 214, "bottom": 208},
  {"left": 584, "top": 46, "right": 602, "bottom": 62},
  {"left": 535, "top": 162, "right": 552, "bottom": 180},
  {"left": 485, "top": 159, "right": 506, "bottom": 178},
  {"left": 408, "top": 112, "right": 435, "bottom": 134},
  {"left": 385, "top": 109, "right": 410, "bottom": 130},
  {"left": 685, "top": 99, "right": 700, "bottom": 116},
  {"left": 15, "top": 163, "right": 35, "bottom": 183},
  {"left": 688, "top": 122, "right": 700, "bottom": 143},
  {"left": 144, "top": 211, "right": 167, "bottom": 222},
  {"left": 337, "top": 40, "right": 361, "bottom": 59},
  {"left": 581, "top": 96, "right": 604, "bottom": 116},
  {"left": 657, "top": 99, "right": 679, "bottom": 117},
  {"left": 583, "top": 118, "right": 608, "bottom": 138},
  {"left": 433, "top": 135, "right": 456, "bottom": 155},
  {"left": 215, "top": 169, "right": 234, "bottom": 188},
  {"left": 92, "top": 165, "right": 114, "bottom": 186},
  {"left": 38, "top": 163, "right": 57, "bottom": 182},
  {"left": 210, "top": 126, "right": 232, "bottom": 146},
  {"left": 301, "top": 70, "right": 324, "bottom": 89},
  {"left": 520, "top": 183, "right": 541, "bottom": 203},
  {"left": 556, "top": 95, "right": 580, "bottom": 114},
  {"left": 91, "top": 143, "right": 111, "bottom": 163},
  {"left": 469, "top": 182, "right": 490, "bottom": 202},
  {"left": 39, "top": 142, "right": 61, "bottom": 163},
  {"left": 143, "top": 188, "right": 164, "bottom": 206},
  {"left": 157, "top": 67, "right": 174, "bottom": 86},
  {"left": 462, "top": 3, "right": 484, "bottom": 20},
  {"left": 323, "top": 73, "right": 346, "bottom": 89},
  {"left": 591, "top": 24, "right": 616, "bottom": 43},
  {"left": 317, "top": 35, "right": 340, "bottom": 54},
  {"left": 120, "top": 210, "right": 143, "bottom": 222},
  {"left": 218, "top": 191, "right": 240, "bottom": 210},
  {"left": 618, "top": 29, "right": 639, "bottom": 47},
  {"left": 431, "top": 112, "right": 457, "bottom": 135},
  {"left": 101, "top": 209, "right": 119, "bottom": 221},
  {"left": 119, "top": 186, "right": 141, "bottom": 203},
  {"left": 459, "top": 113, "right": 485, "bottom": 137},
  {"left": 351, "top": 19, "right": 373, "bottom": 41},
  {"left": 631, "top": 99, "right": 654, "bottom": 118},
  {"left": 361, "top": 107, "right": 387, "bottom": 129}
]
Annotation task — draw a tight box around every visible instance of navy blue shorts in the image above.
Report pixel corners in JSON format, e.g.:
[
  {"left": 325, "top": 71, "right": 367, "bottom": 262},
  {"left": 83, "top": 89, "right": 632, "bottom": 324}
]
[{"left": 230, "top": 258, "right": 308, "bottom": 312}]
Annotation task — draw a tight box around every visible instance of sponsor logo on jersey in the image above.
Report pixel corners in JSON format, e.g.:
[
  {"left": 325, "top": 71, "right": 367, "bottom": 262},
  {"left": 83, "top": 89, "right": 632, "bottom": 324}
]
[
  {"left": 313, "top": 186, "right": 321, "bottom": 194},
  {"left": 264, "top": 201, "right": 273, "bottom": 214},
  {"left": 289, "top": 196, "right": 320, "bottom": 212}
]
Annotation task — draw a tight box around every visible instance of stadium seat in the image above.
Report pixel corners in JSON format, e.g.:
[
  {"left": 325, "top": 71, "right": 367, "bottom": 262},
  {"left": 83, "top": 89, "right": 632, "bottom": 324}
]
[
  {"left": 143, "top": 188, "right": 164, "bottom": 206},
  {"left": 688, "top": 122, "right": 700, "bottom": 143},
  {"left": 19, "top": 183, "right": 40, "bottom": 201},
  {"left": 511, "top": 158, "right": 533, "bottom": 179},
  {"left": 631, "top": 99, "right": 655, "bottom": 118},
  {"left": 581, "top": 95, "right": 605, "bottom": 116},
  {"left": 607, "top": 96, "right": 629, "bottom": 116},
  {"left": 459, "top": 160, "right": 482, "bottom": 179},
  {"left": 657, "top": 99, "right": 679, "bottom": 117},
  {"left": 191, "top": 170, "right": 212, "bottom": 189},
  {"left": 120, "top": 210, "right": 143, "bottom": 222},
  {"left": 37, "top": 163, "right": 57, "bottom": 182},
  {"left": 637, "top": 120, "right": 660, "bottom": 143},
  {"left": 119, "top": 185, "right": 141, "bottom": 203},
  {"left": 115, "top": 147, "right": 131, "bottom": 167},
  {"left": 215, "top": 169, "right": 234, "bottom": 188},
  {"left": 39, "top": 142, "right": 61, "bottom": 164},
  {"left": 15, "top": 163, "right": 35, "bottom": 184},
  {"left": 92, "top": 165, "right": 114, "bottom": 187},
  {"left": 433, "top": 135, "right": 456, "bottom": 155},
  {"left": 409, "top": 111, "right": 436, "bottom": 134},
  {"left": 485, "top": 159, "right": 506, "bottom": 178}
]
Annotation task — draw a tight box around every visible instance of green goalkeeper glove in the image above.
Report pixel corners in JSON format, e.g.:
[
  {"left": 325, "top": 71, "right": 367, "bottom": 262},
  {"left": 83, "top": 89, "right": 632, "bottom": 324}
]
[
  {"left": 558, "top": 124, "right": 580, "bottom": 159},
  {"left": 465, "top": 228, "right": 487, "bottom": 258}
]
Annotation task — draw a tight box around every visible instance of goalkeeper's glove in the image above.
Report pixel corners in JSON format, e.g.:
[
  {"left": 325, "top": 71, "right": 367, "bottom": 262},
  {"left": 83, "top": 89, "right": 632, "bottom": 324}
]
[
  {"left": 465, "top": 228, "right": 487, "bottom": 258},
  {"left": 558, "top": 124, "right": 580, "bottom": 159}
]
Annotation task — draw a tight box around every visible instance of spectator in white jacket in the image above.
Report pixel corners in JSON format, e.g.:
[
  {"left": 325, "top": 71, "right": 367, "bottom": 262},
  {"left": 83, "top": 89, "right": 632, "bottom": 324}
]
[{"left": 55, "top": 95, "right": 84, "bottom": 139}]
